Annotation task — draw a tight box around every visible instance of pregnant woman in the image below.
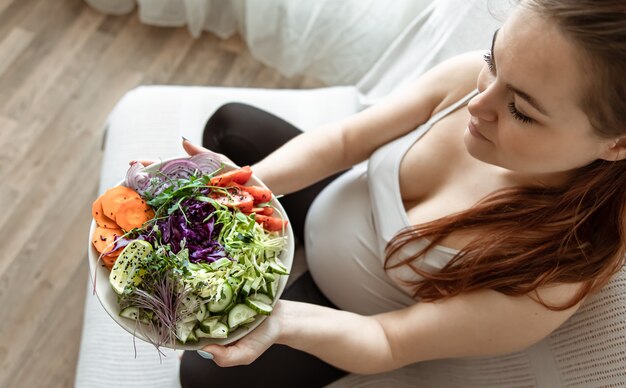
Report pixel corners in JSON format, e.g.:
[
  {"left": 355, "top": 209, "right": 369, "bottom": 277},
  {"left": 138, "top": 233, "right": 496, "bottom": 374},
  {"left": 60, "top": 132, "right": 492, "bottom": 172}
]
[{"left": 180, "top": 0, "right": 626, "bottom": 386}]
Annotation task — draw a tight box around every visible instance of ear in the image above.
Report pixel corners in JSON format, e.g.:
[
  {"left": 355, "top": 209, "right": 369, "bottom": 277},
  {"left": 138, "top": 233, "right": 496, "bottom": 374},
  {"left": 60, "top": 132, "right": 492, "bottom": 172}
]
[{"left": 599, "top": 137, "right": 626, "bottom": 162}]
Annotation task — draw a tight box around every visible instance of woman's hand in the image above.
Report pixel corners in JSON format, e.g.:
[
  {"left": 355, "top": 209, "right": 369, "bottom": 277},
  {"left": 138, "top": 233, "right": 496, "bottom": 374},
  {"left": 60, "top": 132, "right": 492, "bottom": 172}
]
[
  {"left": 180, "top": 138, "right": 236, "bottom": 166},
  {"left": 198, "top": 301, "right": 284, "bottom": 366},
  {"left": 133, "top": 138, "right": 235, "bottom": 167}
]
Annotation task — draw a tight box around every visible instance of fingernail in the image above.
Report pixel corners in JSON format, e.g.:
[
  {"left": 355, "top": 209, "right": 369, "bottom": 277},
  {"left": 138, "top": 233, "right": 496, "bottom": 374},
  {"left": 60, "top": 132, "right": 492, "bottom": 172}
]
[
  {"left": 128, "top": 160, "right": 137, "bottom": 166},
  {"left": 197, "top": 350, "right": 214, "bottom": 360},
  {"left": 181, "top": 136, "right": 188, "bottom": 142}
]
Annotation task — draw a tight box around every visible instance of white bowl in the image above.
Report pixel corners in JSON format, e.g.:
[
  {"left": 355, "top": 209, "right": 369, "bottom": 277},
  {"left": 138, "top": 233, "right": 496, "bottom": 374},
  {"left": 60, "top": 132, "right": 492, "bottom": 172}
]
[{"left": 87, "top": 157, "right": 294, "bottom": 350}]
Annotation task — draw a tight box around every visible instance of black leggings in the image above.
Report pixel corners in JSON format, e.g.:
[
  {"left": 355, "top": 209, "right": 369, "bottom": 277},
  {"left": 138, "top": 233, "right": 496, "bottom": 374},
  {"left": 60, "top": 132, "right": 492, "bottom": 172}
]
[{"left": 179, "top": 103, "right": 348, "bottom": 388}]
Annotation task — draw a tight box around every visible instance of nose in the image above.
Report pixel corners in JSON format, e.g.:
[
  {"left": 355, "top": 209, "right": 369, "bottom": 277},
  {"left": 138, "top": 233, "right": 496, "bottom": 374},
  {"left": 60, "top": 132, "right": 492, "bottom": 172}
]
[{"left": 468, "top": 85, "right": 498, "bottom": 123}]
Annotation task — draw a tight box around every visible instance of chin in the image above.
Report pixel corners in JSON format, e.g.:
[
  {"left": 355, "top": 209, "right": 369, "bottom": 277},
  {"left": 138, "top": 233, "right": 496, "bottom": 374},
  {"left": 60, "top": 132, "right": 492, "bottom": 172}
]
[
  {"left": 463, "top": 130, "right": 509, "bottom": 171},
  {"left": 463, "top": 128, "right": 490, "bottom": 162}
]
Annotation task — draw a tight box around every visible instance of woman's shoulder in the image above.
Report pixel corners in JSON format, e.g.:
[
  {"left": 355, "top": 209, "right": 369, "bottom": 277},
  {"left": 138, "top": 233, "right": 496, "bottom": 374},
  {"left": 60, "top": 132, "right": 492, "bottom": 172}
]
[{"left": 426, "top": 50, "right": 485, "bottom": 116}]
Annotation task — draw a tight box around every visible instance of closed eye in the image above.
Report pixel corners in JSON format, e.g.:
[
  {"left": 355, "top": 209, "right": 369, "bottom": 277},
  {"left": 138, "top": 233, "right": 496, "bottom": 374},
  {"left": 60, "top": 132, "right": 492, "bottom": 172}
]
[
  {"left": 508, "top": 102, "right": 534, "bottom": 124},
  {"left": 484, "top": 52, "right": 495, "bottom": 73}
]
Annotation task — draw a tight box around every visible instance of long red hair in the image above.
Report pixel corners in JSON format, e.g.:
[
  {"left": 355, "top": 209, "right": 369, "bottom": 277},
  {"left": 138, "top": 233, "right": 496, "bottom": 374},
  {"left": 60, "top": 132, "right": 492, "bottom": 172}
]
[{"left": 385, "top": 0, "right": 626, "bottom": 311}]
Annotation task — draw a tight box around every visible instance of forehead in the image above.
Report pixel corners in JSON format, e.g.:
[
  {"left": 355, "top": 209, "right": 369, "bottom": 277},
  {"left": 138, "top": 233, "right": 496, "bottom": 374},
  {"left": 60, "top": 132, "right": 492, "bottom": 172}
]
[{"left": 497, "top": 8, "right": 587, "bottom": 116}]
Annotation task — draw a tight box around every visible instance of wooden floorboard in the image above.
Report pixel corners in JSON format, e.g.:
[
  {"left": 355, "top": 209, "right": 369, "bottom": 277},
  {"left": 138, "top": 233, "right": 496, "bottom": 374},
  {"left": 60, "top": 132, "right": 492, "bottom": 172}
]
[{"left": 0, "top": 1, "right": 323, "bottom": 387}]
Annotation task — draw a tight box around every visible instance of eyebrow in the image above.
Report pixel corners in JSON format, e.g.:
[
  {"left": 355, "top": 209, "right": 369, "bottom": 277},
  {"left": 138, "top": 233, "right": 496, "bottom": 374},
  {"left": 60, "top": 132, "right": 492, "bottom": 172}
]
[
  {"left": 506, "top": 85, "right": 548, "bottom": 115},
  {"left": 490, "top": 28, "right": 549, "bottom": 116}
]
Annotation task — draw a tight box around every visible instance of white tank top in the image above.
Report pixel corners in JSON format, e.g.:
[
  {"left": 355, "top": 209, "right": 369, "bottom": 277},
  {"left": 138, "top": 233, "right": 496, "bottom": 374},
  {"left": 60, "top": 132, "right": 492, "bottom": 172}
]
[{"left": 304, "top": 90, "right": 478, "bottom": 315}]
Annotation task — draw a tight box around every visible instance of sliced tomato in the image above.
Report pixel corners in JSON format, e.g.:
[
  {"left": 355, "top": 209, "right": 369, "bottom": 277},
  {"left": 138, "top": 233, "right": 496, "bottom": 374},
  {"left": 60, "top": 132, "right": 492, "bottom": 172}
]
[
  {"left": 230, "top": 183, "right": 272, "bottom": 204},
  {"left": 245, "top": 207, "right": 274, "bottom": 216},
  {"left": 210, "top": 187, "right": 254, "bottom": 213},
  {"left": 253, "top": 214, "right": 288, "bottom": 232},
  {"left": 210, "top": 166, "right": 252, "bottom": 187}
]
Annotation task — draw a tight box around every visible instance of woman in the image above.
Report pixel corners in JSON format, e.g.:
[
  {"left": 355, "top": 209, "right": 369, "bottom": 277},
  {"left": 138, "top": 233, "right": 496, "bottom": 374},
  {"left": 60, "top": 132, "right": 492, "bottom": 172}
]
[{"left": 179, "top": 1, "right": 626, "bottom": 386}]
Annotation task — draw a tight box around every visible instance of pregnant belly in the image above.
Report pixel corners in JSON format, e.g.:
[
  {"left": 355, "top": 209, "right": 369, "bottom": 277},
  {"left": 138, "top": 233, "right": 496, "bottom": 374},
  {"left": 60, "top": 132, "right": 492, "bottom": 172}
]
[{"left": 304, "top": 164, "right": 416, "bottom": 315}]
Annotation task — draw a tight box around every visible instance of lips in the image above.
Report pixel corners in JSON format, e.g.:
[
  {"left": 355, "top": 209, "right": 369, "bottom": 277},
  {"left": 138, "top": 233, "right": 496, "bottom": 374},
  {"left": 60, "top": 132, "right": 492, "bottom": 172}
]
[{"left": 468, "top": 120, "right": 491, "bottom": 142}]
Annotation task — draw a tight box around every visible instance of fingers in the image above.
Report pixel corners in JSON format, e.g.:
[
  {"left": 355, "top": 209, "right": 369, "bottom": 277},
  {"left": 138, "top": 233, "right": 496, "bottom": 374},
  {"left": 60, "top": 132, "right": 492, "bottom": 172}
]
[
  {"left": 199, "top": 345, "right": 238, "bottom": 367},
  {"left": 182, "top": 138, "right": 211, "bottom": 156},
  {"left": 182, "top": 137, "right": 236, "bottom": 165},
  {"left": 201, "top": 338, "right": 268, "bottom": 367},
  {"left": 199, "top": 316, "right": 281, "bottom": 367},
  {"left": 127, "top": 138, "right": 228, "bottom": 168}
]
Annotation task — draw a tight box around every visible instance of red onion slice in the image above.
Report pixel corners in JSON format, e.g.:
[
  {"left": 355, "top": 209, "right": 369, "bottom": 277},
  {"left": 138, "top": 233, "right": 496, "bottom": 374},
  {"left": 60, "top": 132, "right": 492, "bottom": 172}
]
[
  {"left": 125, "top": 161, "right": 152, "bottom": 194},
  {"left": 189, "top": 153, "right": 222, "bottom": 174},
  {"left": 159, "top": 159, "right": 199, "bottom": 179}
]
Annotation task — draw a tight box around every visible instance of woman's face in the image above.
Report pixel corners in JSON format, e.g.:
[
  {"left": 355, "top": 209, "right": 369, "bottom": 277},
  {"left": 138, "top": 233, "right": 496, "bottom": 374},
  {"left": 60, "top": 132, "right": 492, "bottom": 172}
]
[{"left": 465, "top": 7, "right": 616, "bottom": 186}]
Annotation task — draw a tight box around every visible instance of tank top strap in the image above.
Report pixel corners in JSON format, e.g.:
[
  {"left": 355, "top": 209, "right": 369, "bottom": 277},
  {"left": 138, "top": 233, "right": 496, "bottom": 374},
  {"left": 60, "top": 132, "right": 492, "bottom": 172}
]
[
  {"left": 367, "top": 88, "right": 479, "bottom": 243},
  {"left": 395, "top": 88, "right": 479, "bottom": 161}
]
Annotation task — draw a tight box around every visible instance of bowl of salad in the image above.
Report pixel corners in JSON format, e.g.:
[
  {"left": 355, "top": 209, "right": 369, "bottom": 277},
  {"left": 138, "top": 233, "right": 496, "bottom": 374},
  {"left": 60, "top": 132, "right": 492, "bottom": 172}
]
[{"left": 87, "top": 154, "right": 294, "bottom": 351}]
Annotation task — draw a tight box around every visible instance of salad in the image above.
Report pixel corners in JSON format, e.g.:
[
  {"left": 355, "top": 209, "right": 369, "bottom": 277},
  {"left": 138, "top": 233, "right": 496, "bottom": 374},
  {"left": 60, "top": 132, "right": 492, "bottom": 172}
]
[{"left": 90, "top": 154, "right": 290, "bottom": 350}]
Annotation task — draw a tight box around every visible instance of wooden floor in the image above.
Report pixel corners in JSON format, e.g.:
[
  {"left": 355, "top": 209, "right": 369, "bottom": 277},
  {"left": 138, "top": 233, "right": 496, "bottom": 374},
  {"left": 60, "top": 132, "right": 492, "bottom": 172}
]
[{"left": 0, "top": 1, "right": 322, "bottom": 387}]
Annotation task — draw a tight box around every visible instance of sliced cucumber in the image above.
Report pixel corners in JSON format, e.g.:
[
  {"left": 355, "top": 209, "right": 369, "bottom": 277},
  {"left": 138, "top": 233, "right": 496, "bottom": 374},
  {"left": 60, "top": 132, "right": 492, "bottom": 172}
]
[
  {"left": 262, "top": 272, "right": 276, "bottom": 282},
  {"left": 186, "top": 329, "right": 198, "bottom": 343},
  {"left": 209, "top": 322, "right": 229, "bottom": 338},
  {"left": 195, "top": 322, "right": 229, "bottom": 339},
  {"left": 245, "top": 298, "right": 273, "bottom": 315},
  {"left": 269, "top": 277, "right": 279, "bottom": 298},
  {"left": 268, "top": 258, "right": 290, "bottom": 275},
  {"left": 119, "top": 306, "right": 140, "bottom": 320},
  {"left": 240, "top": 316, "right": 256, "bottom": 326},
  {"left": 199, "top": 317, "right": 220, "bottom": 333},
  {"left": 196, "top": 303, "right": 207, "bottom": 322},
  {"left": 259, "top": 282, "right": 269, "bottom": 295},
  {"left": 176, "top": 321, "right": 196, "bottom": 344},
  {"left": 250, "top": 276, "right": 263, "bottom": 291},
  {"left": 208, "top": 282, "right": 234, "bottom": 313},
  {"left": 242, "top": 279, "right": 253, "bottom": 295},
  {"left": 248, "top": 293, "right": 273, "bottom": 305},
  {"left": 195, "top": 328, "right": 212, "bottom": 339},
  {"left": 120, "top": 306, "right": 152, "bottom": 323},
  {"left": 227, "top": 304, "right": 257, "bottom": 329}
]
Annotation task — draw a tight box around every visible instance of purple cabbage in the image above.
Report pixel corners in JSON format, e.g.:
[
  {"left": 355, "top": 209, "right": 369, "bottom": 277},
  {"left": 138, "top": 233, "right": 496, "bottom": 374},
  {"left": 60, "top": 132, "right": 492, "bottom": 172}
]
[
  {"left": 141, "top": 198, "right": 227, "bottom": 263},
  {"left": 126, "top": 154, "right": 227, "bottom": 262}
]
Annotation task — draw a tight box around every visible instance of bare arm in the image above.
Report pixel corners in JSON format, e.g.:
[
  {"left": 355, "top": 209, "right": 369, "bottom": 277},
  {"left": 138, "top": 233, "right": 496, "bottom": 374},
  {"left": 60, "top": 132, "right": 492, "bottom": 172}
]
[
  {"left": 251, "top": 51, "right": 484, "bottom": 195},
  {"left": 203, "top": 283, "right": 583, "bottom": 374}
]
